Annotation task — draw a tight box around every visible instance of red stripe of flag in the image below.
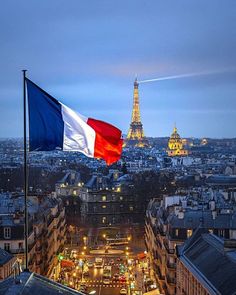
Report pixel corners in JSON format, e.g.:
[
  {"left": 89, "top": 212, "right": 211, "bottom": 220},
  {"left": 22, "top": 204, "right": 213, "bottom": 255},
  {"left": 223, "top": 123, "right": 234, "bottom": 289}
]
[{"left": 87, "top": 118, "right": 123, "bottom": 165}]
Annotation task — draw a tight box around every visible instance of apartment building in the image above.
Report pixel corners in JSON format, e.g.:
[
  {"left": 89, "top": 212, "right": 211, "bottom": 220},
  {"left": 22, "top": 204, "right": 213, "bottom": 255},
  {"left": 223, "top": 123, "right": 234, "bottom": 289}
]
[
  {"left": 0, "top": 193, "right": 66, "bottom": 278},
  {"left": 145, "top": 190, "right": 236, "bottom": 295}
]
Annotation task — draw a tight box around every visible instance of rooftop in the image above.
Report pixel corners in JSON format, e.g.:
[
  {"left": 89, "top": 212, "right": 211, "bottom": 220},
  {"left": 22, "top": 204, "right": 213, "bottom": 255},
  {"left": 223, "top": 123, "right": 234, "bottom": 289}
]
[
  {"left": 0, "top": 271, "right": 84, "bottom": 295},
  {"left": 178, "top": 230, "right": 236, "bottom": 295}
]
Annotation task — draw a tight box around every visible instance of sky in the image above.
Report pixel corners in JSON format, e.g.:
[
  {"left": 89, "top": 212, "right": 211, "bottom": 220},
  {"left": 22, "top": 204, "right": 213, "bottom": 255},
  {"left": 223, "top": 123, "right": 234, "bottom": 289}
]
[{"left": 0, "top": 0, "right": 236, "bottom": 138}]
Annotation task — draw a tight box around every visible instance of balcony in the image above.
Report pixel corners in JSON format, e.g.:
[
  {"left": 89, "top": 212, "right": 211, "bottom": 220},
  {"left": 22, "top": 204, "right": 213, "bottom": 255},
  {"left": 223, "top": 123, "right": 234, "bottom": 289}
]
[
  {"left": 154, "top": 264, "right": 165, "bottom": 281},
  {"left": 36, "top": 245, "right": 42, "bottom": 252},
  {"left": 36, "top": 259, "right": 43, "bottom": 266},
  {"left": 163, "top": 241, "right": 175, "bottom": 255},
  {"left": 167, "top": 261, "right": 176, "bottom": 270},
  {"left": 155, "top": 238, "right": 162, "bottom": 249},
  {"left": 47, "top": 230, "right": 53, "bottom": 239},
  {"left": 35, "top": 231, "right": 43, "bottom": 239},
  {"left": 166, "top": 274, "right": 176, "bottom": 286}
]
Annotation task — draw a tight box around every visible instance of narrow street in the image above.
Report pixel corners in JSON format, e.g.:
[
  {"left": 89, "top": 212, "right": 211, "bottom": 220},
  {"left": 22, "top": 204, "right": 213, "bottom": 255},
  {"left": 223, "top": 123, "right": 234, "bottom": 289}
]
[{"left": 55, "top": 226, "right": 159, "bottom": 294}]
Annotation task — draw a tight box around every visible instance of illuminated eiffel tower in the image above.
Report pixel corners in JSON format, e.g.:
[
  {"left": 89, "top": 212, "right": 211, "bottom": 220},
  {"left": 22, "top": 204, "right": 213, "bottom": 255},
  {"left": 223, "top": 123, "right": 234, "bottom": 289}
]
[{"left": 126, "top": 78, "right": 148, "bottom": 147}]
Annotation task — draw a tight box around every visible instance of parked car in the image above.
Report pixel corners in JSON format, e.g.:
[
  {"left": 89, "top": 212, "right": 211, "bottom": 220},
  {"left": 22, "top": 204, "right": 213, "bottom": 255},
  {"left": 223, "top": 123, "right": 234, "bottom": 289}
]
[
  {"left": 109, "top": 259, "right": 115, "bottom": 265},
  {"left": 103, "top": 278, "right": 111, "bottom": 285},
  {"left": 87, "top": 260, "right": 94, "bottom": 268},
  {"left": 113, "top": 273, "right": 120, "bottom": 281},
  {"left": 119, "top": 275, "right": 126, "bottom": 283}
]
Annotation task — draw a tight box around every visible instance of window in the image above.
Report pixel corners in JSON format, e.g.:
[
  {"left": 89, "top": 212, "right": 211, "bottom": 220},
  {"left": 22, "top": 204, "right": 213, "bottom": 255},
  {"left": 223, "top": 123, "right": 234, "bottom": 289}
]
[
  {"left": 102, "top": 217, "right": 106, "bottom": 224},
  {"left": 219, "top": 229, "right": 224, "bottom": 237},
  {"left": 4, "top": 243, "right": 10, "bottom": 251},
  {"left": 129, "top": 206, "right": 133, "bottom": 211},
  {"left": 18, "top": 242, "right": 23, "bottom": 249},
  {"left": 175, "top": 229, "right": 179, "bottom": 237},
  {"left": 102, "top": 195, "right": 107, "bottom": 201},
  {"left": 4, "top": 227, "right": 11, "bottom": 239},
  {"left": 120, "top": 196, "right": 123, "bottom": 201},
  {"left": 187, "top": 229, "right": 192, "bottom": 238},
  {"left": 102, "top": 205, "right": 107, "bottom": 209}
]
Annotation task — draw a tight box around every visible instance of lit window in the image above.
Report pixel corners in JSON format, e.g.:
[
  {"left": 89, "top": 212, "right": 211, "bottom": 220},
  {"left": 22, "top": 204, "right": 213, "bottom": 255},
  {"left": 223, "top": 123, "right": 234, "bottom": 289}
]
[
  {"left": 175, "top": 229, "right": 179, "bottom": 237},
  {"left": 187, "top": 229, "right": 192, "bottom": 238},
  {"left": 129, "top": 206, "right": 133, "bottom": 211},
  {"left": 4, "top": 227, "right": 11, "bottom": 239},
  {"left": 102, "top": 217, "right": 107, "bottom": 224},
  {"left": 102, "top": 205, "right": 107, "bottom": 209},
  {"left": 73, "top": 190, "right": 77, "bottom": 196},
  {"left": 102, "top": 196, "right": 107, "bottom": 201},
  {"left": 209, "top": 229, "right": 213, "bottom": 234},
  {"left": 120, "top": 196, "right": 123, "bottom": 201}
]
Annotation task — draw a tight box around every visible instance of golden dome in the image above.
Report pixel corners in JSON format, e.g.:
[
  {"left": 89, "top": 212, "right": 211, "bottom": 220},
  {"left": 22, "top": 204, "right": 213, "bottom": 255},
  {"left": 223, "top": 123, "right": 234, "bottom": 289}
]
[{"left": 167, "top": 125, "right": 188, "bottom": 157}]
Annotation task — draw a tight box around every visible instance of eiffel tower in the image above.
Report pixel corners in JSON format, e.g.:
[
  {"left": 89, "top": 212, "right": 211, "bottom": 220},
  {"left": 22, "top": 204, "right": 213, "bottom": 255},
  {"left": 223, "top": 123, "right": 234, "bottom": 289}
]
[{"left": 125, "top": 78, "right": 148, "bottom": 147}]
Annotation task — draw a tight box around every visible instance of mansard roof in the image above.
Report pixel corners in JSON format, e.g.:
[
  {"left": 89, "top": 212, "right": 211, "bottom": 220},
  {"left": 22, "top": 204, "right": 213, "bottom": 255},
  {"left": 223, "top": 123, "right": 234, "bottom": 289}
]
[{"left": 179, "top": 231, "right": 236, "bottom": 295}]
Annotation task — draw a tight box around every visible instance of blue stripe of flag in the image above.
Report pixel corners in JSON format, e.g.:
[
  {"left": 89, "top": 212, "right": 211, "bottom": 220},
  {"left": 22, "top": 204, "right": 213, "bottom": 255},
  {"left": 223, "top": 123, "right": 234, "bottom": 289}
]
[{"left": 26, "top": 78, "right": 64, "bottom": 151}]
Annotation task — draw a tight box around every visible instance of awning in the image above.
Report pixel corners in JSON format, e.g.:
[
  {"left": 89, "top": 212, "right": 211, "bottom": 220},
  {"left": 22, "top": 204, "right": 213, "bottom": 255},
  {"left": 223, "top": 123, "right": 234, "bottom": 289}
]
[
  {"left": 61, "top": 260, "right": 75, "bottom": 268},
  {"left": 137, "top": 253, "right": 146, "bottom": 259}
]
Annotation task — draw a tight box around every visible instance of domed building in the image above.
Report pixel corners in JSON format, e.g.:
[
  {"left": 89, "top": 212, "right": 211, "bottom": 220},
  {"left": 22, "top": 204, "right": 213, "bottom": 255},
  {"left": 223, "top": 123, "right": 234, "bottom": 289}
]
[{"left": 167, "top": 126, "right": 188, "bottom": 156}]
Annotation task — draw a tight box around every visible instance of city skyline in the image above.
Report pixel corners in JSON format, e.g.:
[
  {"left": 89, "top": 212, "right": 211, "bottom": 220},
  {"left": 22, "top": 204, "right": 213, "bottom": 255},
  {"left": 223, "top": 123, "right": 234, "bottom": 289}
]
[{"left": 1, "top": 1, "right": 236, "bottom": 138}]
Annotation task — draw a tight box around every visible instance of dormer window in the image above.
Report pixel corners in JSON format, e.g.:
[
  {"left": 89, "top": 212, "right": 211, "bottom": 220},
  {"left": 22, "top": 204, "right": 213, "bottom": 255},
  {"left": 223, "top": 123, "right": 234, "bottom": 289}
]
[{"left": 4, "top": 227, "right": 11, "bottom": 239}]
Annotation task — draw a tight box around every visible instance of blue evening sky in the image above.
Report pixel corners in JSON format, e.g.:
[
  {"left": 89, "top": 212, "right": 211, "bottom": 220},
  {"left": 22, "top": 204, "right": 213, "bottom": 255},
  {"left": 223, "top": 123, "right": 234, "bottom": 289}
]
[{"left": 0, "top": 0, "right": 236, "bottom": 138}]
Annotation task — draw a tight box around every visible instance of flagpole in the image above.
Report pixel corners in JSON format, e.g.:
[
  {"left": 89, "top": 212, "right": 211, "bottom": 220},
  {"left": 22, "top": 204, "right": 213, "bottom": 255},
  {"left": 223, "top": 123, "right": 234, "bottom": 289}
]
[{"left": 22, "top": 69, "right": 29, "bottom": 271}]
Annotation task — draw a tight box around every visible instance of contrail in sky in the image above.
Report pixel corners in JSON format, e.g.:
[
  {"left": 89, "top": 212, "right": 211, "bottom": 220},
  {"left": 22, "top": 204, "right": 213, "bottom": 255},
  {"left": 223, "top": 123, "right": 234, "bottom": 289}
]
[{"left": 138, "top": 68, "right": 235, "bottom": 84}]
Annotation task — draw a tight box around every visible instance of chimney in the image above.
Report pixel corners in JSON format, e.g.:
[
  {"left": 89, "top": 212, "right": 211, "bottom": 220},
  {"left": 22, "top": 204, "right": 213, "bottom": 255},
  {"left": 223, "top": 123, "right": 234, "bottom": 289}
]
[
  {"left": 209, "top": 200, "right": 216, "bottom": 211},
  {"left": 212, "top": 210, "right": 217, "bottom": 220},
  {"left": 178, "top": 211, "right": 184, "bottom": 219}
]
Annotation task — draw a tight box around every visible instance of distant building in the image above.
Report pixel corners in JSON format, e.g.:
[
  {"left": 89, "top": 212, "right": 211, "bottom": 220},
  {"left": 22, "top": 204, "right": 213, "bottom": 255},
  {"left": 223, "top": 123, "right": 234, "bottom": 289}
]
[
  {"left": 176, "top": 229, "right": 236, "bottom": 295},
  {"left": 167, "top": 126, "right": 188, "bottom": 157},
  {"left": 80, "top": 171, "right": 143, "bottom": 226},
  {"left": 145, "top": 191, "right": 236, "bottom": 295},
  {"left": 55, "top": 171, "right": 83, "bottom": 226},
  {"left": 0, "top": 249, "right": 16, "bottom": 282},
  {"left": 55, "top": 171, "right": 82, "bottom": 198}
]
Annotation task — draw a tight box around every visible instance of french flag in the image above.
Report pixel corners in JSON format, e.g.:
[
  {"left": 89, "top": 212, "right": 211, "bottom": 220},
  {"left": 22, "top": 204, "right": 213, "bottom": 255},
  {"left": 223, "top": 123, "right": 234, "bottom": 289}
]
[{"left": 26, "top": 79, "right": 123, "bottom": 165}]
